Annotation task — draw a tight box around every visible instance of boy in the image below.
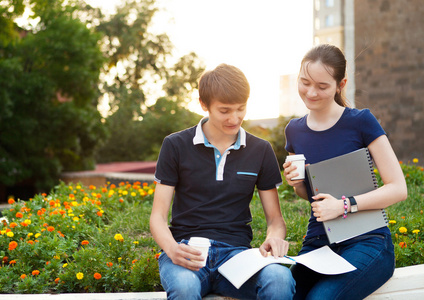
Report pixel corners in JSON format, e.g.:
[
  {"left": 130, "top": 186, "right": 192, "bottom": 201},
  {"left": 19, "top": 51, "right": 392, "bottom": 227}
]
[{"left": 150, "top": 63, "right": 295, "bottom": 299}]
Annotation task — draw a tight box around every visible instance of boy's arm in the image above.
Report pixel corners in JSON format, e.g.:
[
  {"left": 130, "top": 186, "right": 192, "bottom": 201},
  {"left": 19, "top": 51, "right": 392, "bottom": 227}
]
[
  {"left": 149, "top": 183, "right": 204, "bottom": 271},
  {"left": 257, "top": 188, "right": 289, "bottom": 258}
]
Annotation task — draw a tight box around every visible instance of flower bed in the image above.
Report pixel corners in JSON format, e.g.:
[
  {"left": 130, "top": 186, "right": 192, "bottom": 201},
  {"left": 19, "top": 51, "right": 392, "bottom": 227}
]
[{"left": 0, "top": 181, "right": 161, "bottom": 293}]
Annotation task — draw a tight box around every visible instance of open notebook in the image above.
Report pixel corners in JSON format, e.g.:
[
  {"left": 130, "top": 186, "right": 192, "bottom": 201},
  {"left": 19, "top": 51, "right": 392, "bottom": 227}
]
[{"left": 306, "top": 148, "right": 388, "bottom": 243}]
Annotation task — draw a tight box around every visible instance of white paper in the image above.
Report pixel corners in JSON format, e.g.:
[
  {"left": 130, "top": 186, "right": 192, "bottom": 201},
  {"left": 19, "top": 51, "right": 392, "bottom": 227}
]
[{"left": 218, "top": 246, "right": 356, "bottom": 289}]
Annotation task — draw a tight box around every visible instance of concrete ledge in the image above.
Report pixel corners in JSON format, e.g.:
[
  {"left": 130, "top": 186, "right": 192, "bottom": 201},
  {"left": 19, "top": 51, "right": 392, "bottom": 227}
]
[
  {"left": 2, "top": 265, "right": 423, "bottom": 299},
  {"left": 365, "top": 264, "right": 424, "bottom": 299}
]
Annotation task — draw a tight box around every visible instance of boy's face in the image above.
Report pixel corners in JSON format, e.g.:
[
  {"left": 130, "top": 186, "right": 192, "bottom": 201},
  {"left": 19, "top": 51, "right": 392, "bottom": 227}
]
[{"left": 200, "top": 98, "right": 247, "bottom": 138}]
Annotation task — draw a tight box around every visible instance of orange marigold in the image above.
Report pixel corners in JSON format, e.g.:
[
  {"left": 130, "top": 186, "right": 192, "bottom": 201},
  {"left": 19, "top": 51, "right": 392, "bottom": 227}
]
[
  {"left": 106, "top": 262, "right": 113, "bottom": 267},
  {"left": 97, "top": 211, "right": 103, "bottom": 217},
  {"left": 16, "top": 212, "right": 23, "bottom": 218},
  {"left": 20, "top": 274, "right": 26, "bottom": 279},
  {"left": 9, "top": 260, "right": 16, "bottom": 264},
  {"left": 55, "top": 278, "right": 60, "bottom": 284},
  {"left": 9, "top": 241, "right": 18, "bottom": 251},
  {"left": 81, "top": 240, "right": 89, "bottom": 246},
  {"left": 47, "top": 226, "right": 55, "bottom": 232},
  {"left": 93, "top": 273, "right": 102, "bottom": 280},
  {"left": 8, "top": 198, "right": 15, "bottom": 205},
  {"left": 9, "top": 222, "right": 17, "bottom": 228},
  {"left": 399, "top": 242, "right": 407, "bottom": 248},
  {"left": 32, "top": 270, "right": 40, "bottom": 276}
]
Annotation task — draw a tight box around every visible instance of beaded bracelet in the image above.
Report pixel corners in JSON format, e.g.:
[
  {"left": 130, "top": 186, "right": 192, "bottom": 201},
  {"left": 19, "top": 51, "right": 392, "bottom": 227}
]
[{"left": 341, "top": 195, "right": 348, "bottom": 219}]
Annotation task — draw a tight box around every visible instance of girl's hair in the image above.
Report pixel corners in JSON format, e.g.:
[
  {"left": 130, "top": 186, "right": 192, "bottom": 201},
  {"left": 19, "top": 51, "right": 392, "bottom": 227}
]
[
  {"left": 300, "top": 44, "right": 349, "bottom": 107},
  {"left": 199, "top": 63, "right": 250, "bottom": 107}
]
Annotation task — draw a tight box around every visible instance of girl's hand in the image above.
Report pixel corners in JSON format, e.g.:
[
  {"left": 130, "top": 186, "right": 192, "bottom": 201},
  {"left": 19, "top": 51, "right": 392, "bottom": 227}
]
[
  {"left": 283, "top": 161, "right": 304, "bottom": 187},
  {"left": 311, "top": 193, "right": 345, "bottom": 222}
]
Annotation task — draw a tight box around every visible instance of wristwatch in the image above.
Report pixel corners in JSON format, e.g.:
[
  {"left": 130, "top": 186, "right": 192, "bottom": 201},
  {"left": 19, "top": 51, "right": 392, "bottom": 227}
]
[{"left": 348, "top": 196, "right": 358, "bottom": 213}]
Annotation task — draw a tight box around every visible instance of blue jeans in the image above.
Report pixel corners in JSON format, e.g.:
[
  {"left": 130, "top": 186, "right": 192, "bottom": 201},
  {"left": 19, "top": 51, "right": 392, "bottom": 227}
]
[
  {"left": 159, "top": 239, "right": 295, "bottom": 300},
  {"left": 291, "top": 233, "right": 395, "bottom": 300}
]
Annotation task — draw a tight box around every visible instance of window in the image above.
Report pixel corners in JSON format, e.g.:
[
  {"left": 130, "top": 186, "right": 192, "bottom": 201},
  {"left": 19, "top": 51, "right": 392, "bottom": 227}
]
[
  {"left": 325, "top": 14, "right": 334, "bottom": 27},
  {"left": 325, "top": 0, "right": 334, "bottom": 7},
  {"left": 315, "top": 18, "right": 320, "bottom": 30}
]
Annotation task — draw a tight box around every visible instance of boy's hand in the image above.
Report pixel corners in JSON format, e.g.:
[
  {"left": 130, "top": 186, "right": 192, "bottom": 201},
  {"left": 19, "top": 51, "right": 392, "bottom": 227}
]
[
  {"left": 167, "top": 243, "right": 205, "bottom": 271},
  {"left": 259, "top": 237, "right": 289, "bottom": 258}
]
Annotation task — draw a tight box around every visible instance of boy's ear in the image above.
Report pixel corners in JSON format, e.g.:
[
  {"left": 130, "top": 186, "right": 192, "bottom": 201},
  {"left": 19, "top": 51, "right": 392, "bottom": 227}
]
[{"left": 199, "top": 98, "right": 208, "bottom": 112}]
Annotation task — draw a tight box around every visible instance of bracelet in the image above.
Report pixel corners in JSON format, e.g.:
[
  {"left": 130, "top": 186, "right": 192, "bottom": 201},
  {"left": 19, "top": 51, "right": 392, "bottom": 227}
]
[{"left": 342, "top": 195, "right": 348, "bottom": 219}]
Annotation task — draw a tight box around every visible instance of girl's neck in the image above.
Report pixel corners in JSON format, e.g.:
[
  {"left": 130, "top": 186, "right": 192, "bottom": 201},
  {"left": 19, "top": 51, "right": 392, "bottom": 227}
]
[{"left": 307, "top": 104, "right": 345, "bottom": 131}]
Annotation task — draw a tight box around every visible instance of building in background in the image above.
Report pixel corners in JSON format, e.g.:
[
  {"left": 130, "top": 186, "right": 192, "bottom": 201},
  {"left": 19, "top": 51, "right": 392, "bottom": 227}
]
[
  {"left": 278, "top": 0, "right": 423, "bottom": 161},
  {"left": 354, "top": 0, "right": 424, "bottom": 161}
]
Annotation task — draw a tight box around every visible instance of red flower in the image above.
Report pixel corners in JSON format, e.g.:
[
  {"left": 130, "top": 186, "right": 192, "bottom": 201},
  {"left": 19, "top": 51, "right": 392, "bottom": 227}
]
[
  {"left": 81, "top": 240, "right": 89, "bottom": 246},
  {"left": 93, "top": 273, "right": 102, "bottom": 280}
]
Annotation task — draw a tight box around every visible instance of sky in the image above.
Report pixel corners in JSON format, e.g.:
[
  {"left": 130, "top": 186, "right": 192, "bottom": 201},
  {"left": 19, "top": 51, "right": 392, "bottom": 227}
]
[{"left": 88, "top": 0, "right": 314, "bottom": 119}]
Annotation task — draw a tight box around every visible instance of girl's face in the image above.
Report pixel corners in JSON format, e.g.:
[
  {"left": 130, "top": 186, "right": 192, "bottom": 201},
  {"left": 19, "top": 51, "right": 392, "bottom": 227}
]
[{"left": 298, "top": 61, "right": 340, "bottom": 111}]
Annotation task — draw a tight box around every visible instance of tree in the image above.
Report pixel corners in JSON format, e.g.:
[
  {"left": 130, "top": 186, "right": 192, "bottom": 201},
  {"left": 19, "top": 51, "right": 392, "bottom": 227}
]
[
  {"left": 0, "top": 0, "right": 106, "bottom": 190},
  {"left": 95, "top": 1, "right": 206, "bottom": 163}
]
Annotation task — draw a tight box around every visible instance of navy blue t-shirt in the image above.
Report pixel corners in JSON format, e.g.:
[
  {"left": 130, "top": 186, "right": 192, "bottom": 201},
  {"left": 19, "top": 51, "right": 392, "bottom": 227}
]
[
  {"left": 155, "top": 118, "right": 282, "bottom": 248},
  {"left": 285, "top": 107, "right": 389, "bottom": 239}
]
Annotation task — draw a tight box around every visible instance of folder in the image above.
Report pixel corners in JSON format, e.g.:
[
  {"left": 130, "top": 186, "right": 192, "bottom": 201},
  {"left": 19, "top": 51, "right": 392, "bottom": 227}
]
[{"left": 306, "top": 148, "right": 388, "bottom": 243}]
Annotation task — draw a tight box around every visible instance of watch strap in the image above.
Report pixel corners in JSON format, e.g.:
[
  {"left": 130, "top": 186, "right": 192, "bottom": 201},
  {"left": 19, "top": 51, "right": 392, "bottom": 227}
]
[{"left": 348, "top": 196, "right": 358, "bottom": 213}]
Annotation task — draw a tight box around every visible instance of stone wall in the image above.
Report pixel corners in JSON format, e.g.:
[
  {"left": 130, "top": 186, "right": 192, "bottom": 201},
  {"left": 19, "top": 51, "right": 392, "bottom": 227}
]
[{"left": 354, "top": 0, "right": 424, "bottom": 162}]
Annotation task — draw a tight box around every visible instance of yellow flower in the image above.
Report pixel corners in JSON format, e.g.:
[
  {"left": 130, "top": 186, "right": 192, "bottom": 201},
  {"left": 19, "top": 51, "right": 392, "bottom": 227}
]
[
  {"left": 73, "top": 217, "right": 79, "bottom": 222},
  {"left": 412, "top": 229, "right": 420, "bottom": 234},
  {"left": 133, "top": 241, "right": 139, "bottom": 245},
  {"left": 27, "top": 233, "right": 34, "bottom": 237},
  {"left": 399, "top": 227, "right": 407, "bottom": 234},
  {"left": 131, "top": 192, "right": 136, "bottom": 197},
  {"left": 114, "top": 234, "right": 124, "bottom": 242},
  {"left": 76, "top": 272, "right": 84, "bottom": 280},
  {"left": 76, "top": 185, "right": 81, "bottom": 189},
  {"left": 122, "top": 191, "right": 128, "bottom": 195},
  {"left": 388, "top": 220, "right": 396, "bottom": 224},
  {"left": 7, "top": 232, "right": 14, "bottom": 237},
  {"left": 24, "top": 219, "right": 31, "bottom": 225},
  {"left": 35, "top": 233, "right": 41, "bottom": 238},
  {"left": 63, "top": 263, "right": 68, "bottom": 268},
  {"left": 54, "top": 255, "right": 60, "bottom": 260},
  {"left": 412, "top": 158, "right": 419, "bottom": 164},
  {"left": 118, "top": 257, "right": 122, "bottom": 262}
]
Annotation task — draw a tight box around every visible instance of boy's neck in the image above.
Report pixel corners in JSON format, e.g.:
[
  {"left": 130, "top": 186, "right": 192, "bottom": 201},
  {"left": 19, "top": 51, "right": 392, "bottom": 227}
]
[{"left": 202, "top": 121, "right": 238, "bottom": 154}]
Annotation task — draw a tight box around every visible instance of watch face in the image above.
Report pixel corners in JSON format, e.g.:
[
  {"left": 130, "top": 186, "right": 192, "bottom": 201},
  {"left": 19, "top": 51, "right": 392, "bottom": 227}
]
[{"left": 351, "top": 206, "right": 358, "bottom": 213}]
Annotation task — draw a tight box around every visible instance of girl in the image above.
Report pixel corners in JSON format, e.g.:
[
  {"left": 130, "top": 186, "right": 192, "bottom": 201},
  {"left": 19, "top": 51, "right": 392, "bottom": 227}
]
[{"left": 283, "top": 44, "right": 407, "bottom": 300}]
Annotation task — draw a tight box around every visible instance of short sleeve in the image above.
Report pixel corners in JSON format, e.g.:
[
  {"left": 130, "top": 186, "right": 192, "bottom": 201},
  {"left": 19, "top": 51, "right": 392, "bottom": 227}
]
[
  {"left": 256, "top": 142, "right": 283, "bottom": 191},
  {"left": 359, "top": 109, "right": 386, "bottom": 146},
  {"left": 154, "top": 137, "right": 179, "bottom": 186}
]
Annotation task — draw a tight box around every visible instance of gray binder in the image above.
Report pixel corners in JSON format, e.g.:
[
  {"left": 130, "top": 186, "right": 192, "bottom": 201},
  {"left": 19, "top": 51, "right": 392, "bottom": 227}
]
[{"left": 306, "top": 148, "right": 388, "bottom": 244}]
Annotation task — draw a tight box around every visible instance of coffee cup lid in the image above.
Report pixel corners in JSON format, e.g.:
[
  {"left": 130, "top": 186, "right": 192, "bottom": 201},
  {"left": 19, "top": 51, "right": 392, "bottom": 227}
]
[
  {"left": 188, "top": 237, "right": 210, "bottom": 246},
  {"left": 285, "top": 154, "right": 306, "bottom": 162}
]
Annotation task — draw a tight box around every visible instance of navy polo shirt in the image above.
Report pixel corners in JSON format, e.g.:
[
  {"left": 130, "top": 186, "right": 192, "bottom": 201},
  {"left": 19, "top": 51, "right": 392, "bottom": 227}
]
[{"left": 155, "top": 118, "right": 282, "bottom": 248}]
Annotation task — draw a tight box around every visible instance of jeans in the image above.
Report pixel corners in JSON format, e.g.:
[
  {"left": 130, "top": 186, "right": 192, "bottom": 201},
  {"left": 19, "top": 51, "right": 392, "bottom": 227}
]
[
  {"left": 159, "top": 239, "right": 295, "bottom": 300},
  {"left": 291, "top": 233, "right": 395, "bottom": 300}
]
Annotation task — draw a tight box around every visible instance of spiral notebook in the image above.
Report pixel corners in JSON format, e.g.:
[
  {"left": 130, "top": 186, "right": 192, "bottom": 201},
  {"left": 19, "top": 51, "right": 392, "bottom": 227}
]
[{"left": 306, "top": 148, "right": 388, "bottom": 244}]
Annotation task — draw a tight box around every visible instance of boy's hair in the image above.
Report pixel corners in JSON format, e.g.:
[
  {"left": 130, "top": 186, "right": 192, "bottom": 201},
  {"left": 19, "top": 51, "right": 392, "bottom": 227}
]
[{"left": 198, "top": 63, "right": 250, "bottom": 107}]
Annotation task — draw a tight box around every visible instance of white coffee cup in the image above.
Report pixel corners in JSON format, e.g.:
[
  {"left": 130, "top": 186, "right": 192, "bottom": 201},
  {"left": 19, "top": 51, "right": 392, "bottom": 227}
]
[
  {"left": 188, "top": 237, "right": 210, "bottom": 267},
  {"left": 285, "top": 154, "right": 306, "bottom": 180}
]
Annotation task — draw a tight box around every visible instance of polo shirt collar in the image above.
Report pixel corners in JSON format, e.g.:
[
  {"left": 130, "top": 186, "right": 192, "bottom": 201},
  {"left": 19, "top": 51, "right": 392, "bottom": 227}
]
[{"left": 193, "top": 117, "right": 246, "bottom": 149}]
